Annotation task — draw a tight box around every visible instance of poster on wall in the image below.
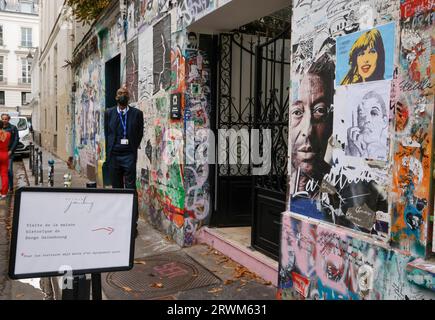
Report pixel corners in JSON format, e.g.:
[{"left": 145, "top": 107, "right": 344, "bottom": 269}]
[
  {"left": 336, "top": 22, "right": 396, "bottom": 86},
  {"left": 126, "top": 38, "right": 139, "bottom": 103},
  {"left": 288, "top": 0, "right": 398, "bottom": 242},
  {"left": 153, "top": 15, "right": 171, "bottom": 94},
  {"left": 333, "top": 80, "right": 392, "bottom": 161}
]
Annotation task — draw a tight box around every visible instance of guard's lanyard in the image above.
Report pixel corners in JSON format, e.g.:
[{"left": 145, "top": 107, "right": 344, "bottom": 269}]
[{"left": 118, "top": 109, "right": 128, "bottom": 138}]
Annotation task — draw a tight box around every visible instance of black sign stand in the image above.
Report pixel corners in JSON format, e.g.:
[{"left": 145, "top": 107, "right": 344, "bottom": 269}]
[
  {"left": 87, "top": 182, "right": 102, "bottom": 300},
  {"left": 91, "top": 273, "right": 102, "bottom": 300}
]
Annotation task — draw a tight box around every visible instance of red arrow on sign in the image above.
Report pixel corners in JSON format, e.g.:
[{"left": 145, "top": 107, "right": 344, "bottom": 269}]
[{"left": 92, "top": 227, "right": 114, "bottom": 235}]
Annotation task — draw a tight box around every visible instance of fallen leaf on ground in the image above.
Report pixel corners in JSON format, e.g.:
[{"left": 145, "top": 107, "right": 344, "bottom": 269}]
[
  {"left": 134, "top": 260, "right": 147, "bottom": 265},
  {"left": 224, "top": 280, "right": 233, "bottom": 285},
  {"left": 150, "top": 283, "right": 164, "bottom": 289},
  {"left": 122, "top": 286, "right": 133, "bottom": 292},
  {"left": 15, "top": 294, "right": 25, "bottom": 298},
  {"left": 217, "top": 257, "right": 229, "bottom": 265},
  {"left": 207, "top": 287, "right": 223, "bottom": 294}
]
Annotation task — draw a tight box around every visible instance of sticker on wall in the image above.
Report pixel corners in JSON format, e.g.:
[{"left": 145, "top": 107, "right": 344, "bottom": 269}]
[
  {"left": 333, "top": 80, "right": 392, "bottom": 161},
  {"left": 336, "top": 22, "right": 396, "bottom": 86}
]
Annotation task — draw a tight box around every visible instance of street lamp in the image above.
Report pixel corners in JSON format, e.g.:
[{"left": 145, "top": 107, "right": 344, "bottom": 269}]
[{"left": 16, "top": 105, "right": 20, "bottom": 115}]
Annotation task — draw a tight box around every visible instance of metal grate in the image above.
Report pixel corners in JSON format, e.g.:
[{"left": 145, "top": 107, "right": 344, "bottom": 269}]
[{"left": 104, "top": 251, "right": 221, "bottom": 299}]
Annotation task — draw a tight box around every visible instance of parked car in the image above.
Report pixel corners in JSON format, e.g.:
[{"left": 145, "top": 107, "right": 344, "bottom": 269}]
[{"left": 10, "top": 116, "right": 32, "bottom": 157}]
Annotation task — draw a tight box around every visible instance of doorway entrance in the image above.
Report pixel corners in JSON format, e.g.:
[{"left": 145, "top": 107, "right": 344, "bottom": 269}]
[
  {"left": 210, "top": 9, "right": 291, "bottom": 260},
  {"left": 105, "top": 54, "right": 121, "bottom": 109},
  {"left": 103, "top": 54, "right": 121, "bottom": 186}
]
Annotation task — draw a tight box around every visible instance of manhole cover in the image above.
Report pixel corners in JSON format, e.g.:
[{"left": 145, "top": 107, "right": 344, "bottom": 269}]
[{"left": 103, "top": 251, "right": 221, "bottom": 299}]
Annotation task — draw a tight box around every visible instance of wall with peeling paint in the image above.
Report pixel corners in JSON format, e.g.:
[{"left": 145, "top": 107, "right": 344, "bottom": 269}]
[{"left": 283, "top": 0, "right": 435, "bottom": 300}]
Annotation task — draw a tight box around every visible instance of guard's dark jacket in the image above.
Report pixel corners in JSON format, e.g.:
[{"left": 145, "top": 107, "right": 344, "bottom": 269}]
[{"left": 104, "top": 106, "right": 144, "bottom": 162}]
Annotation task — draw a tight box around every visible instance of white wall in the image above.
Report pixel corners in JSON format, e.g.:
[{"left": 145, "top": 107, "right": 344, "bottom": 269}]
[{"left": 38, "top": 0, "right": 78, "bottom": 160}]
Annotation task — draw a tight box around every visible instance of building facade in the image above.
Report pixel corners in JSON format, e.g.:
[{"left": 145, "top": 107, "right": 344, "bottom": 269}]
[
  {"left": 66, "top": 0, "right": 434, "bottom": 299},
  {"left": 29, "top": 47, "right": 39, "bottom": 142},
  {"left": 38, "top": 0, "right": 72, "bottom": 160},
  {"left": 37, "top": 0, "right": 90, "bottom": 161},
  {"left": 0, "top": 0, "right": 39, "bottom": 117}
]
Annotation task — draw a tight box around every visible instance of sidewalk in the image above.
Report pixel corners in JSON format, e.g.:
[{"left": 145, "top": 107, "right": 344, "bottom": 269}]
[{"left": 21, "top": 146, "right": 277, "bottom": 300}]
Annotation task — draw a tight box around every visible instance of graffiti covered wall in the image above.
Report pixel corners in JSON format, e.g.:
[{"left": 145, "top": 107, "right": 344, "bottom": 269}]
[
  {"left": 288, "top": 0, "right": 400, "bottom": 242},
  {"left": 131, "top": 1, "right": 215, "bottom": 246},
  {"left": 74, "top": 17, "right": 124, "bottom": 179},
  {"left": 284, "top": 0, "right": 435, "bottom": 299},
  {"left": 390, "top": 0, "right": 435, "bottom": 256},
  {"left": 287, "top": 0, "right": 434, "bottom": 252},
  {"left": 278, "top": 213, "right": 435, "bottom": 300}
]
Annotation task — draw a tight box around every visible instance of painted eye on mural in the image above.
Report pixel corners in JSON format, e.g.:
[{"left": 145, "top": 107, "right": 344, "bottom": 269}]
[
  {"left": 291, "top": 105, "right": 304, "bottom": 119},
  {"left": 312, "top": 103, "right": 328, "bottom": 120},
  {"left": 369, "top": 47, "right": 377, "bottom": 54},
  {"left": 370, "top": 107, "right": 380, "bottom": 117}
]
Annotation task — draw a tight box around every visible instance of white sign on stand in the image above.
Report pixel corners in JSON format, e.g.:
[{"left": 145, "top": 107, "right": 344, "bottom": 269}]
[{"left": 9, "top": 188, "right": 136, "bottom": 279}]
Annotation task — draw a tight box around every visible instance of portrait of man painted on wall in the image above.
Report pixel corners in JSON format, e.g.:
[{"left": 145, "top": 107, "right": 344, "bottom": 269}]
[
  {"left": 187, "top": 32, "right": 199, "bottom": 50},
  {"left": 289, "top": 57, "right": 335, "bottom": 213},
  {"left": 346, "top": 90, "right": 389, "bottom": 160},
  {"left": 334, "top": 80, "right": 391, "bottom": 161}
]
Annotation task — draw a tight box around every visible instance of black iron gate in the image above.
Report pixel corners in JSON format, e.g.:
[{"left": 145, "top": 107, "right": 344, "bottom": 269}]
[
  {"left": 212, "top": 29, "right": 290, "bottom": 260},
  {"left": 212, "top": 33, "right": 256, "bottom": 227},
  {"left": 252, "top": 28, "right": 290, "bottom": 260}
]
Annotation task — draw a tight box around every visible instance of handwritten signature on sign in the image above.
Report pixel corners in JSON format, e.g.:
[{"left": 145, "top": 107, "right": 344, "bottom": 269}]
[{"left": 64, "top": 196, "right": 95, "bottom": 214}]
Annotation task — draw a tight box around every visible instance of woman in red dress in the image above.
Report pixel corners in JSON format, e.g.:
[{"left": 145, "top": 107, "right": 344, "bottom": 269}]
[{"left": 0, "top": 121, "right": 11, "bottom": 198}]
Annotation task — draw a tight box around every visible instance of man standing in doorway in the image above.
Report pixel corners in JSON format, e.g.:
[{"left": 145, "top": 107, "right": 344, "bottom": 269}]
[
  {"left": 105, "top": 87, "right": 143, "bottom": 237},
  {"left": 1, "top": 114, "right": 18, "bottom": 193},
  {"left": 104, "top": 86, "right": 144, "bottom": 190}
]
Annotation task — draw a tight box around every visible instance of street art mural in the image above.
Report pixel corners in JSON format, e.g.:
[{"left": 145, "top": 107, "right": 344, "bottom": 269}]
[
  {"left": 390, "top": 0, "right": 434, "bottom": 256},
  {"left": 135, "top": 0, "right": 171, "bottom": 29},
  {"left": 278, "top": 213, "right": 435, "bottom": 300},
  {"left": 289, "top": 0, "right": 399, "bottom": 241},
  {"left": 285, "top": 0, "right": 435, "bottom": 300},
  {"left": 176, "top": 0, "right": 216, "bottom": 31},
  {"left": 74, "top": 19, "right": 123, "bottom": 179},
  {"left": 129, "top": 4, "right": 214, "bottom": 246},
  {"left": 74, "top": 57, "right": 105, "bottom": 173},
  {"left": 336, "top": 22, "right": 396, "bottom": 86},
  {"left": 183, "top": 36, "right": 213, "bottom": 245},
  {"left": 137, "top": 33, "right": 213, "bottom": 247}
]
